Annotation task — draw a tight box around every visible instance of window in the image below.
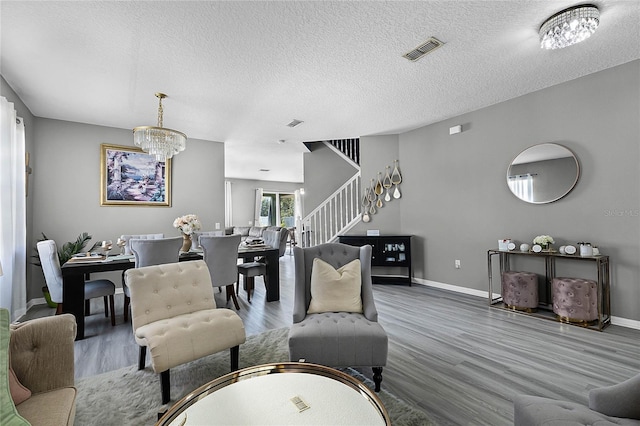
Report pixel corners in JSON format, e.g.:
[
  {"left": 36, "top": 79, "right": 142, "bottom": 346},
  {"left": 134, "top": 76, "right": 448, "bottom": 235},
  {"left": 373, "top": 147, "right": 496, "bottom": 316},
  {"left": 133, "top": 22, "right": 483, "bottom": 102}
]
[{"left": 259, "top": 192, "right": 296, "bottom": 227}]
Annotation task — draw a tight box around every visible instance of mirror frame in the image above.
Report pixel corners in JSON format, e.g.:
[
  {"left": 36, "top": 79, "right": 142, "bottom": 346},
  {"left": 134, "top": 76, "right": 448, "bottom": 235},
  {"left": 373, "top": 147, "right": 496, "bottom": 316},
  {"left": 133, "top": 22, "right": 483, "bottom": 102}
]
[{"left": 507, "top": 143, "right": 580, "bottom": 204}]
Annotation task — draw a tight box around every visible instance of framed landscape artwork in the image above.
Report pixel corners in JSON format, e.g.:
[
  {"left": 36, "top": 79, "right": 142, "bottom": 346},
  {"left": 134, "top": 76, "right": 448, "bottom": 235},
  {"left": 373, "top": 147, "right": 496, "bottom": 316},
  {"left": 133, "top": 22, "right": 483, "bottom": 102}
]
[{"left": 100, "top": 144, "right": 171, "bottom": 206}]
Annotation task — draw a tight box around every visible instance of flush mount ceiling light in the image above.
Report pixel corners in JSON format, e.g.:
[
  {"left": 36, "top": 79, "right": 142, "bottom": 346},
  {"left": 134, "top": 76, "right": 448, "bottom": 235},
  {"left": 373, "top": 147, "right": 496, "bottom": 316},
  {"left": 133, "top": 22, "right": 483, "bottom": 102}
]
[
  {"left": 539, "top": 4, "right": 599, "bottom": 50},
  {"left": 133, "top": 93, "right": 187, "bottom": 162}
]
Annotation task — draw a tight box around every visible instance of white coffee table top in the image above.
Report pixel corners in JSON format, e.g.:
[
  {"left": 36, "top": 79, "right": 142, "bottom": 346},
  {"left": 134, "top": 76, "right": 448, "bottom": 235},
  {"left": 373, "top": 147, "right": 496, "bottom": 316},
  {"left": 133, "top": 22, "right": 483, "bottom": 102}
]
[{"left": 158, "top": 363, "right": 389, "bottom": 426}]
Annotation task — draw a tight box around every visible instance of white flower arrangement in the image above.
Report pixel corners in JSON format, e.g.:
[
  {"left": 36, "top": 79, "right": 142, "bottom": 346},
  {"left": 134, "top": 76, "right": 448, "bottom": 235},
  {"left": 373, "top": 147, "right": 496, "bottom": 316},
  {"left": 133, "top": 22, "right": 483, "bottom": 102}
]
[
  {"left": 173, "top": 214, "right": 202, "bottom": 236},
  {"left": 533, "top": 235, "right": 555, "bottom": 246}
]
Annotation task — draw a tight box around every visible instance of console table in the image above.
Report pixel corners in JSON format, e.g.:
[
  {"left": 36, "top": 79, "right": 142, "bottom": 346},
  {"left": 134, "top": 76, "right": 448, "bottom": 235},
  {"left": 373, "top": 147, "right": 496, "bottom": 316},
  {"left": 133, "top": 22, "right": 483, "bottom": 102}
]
[
  {"left": 487, "top": 249, "right": 611, "bottom": 330},
  {"left": 339, "top": 235, "right": 412, "bottom": 285}
]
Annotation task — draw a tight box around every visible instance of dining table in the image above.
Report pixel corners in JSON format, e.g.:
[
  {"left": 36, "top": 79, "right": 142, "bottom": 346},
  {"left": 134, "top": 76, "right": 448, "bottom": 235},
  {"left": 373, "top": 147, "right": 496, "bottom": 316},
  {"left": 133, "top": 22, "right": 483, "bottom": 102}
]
[{"left": 61, "top": 245, "right": 280, "bottom": 340}]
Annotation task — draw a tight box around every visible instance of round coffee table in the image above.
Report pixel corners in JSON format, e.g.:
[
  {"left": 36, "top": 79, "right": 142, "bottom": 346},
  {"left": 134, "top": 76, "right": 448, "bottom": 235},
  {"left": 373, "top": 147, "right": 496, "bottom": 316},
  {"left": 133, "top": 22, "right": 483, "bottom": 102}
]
[{"left": 156, "top": 362, "right": 390, "bottom": 425}]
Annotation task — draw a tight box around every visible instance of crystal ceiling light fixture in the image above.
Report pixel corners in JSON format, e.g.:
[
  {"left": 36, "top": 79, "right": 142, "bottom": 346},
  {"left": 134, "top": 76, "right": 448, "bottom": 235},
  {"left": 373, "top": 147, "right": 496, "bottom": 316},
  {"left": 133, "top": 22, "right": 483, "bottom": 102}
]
[
  {"left": 133, "top": 92, "right": 187, "bottom": 162},
  {"left": 539, "top": 4, "right": 599, "bottom": 50}
]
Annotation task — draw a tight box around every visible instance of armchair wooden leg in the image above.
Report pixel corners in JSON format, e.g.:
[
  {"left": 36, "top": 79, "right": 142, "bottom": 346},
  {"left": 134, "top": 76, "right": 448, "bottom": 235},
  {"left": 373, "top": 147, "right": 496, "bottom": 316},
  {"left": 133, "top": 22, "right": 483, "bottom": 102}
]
[
  {"left": 161, "top": 370, "right": 170, "bottom": 404},
  {"left": 226, "top": 285, "right": 240, "bottom": 310},
  {"left": 138, "top": 346, "right": 147, "bottom": 370},
  {"left": 124, "top": 295, "right": 130, "bottom": 322},
  {"left": 103, "top": 296, "right": 109, "bottom": 318},
  {"left": 372, "top": 367, "right": 383, "bottom": 392},
  {"left": 230, "top": 345, "right": 239, "bottom": 371},
  {"left": 109, "top": 295, "right": 116, "bottom": 326}
]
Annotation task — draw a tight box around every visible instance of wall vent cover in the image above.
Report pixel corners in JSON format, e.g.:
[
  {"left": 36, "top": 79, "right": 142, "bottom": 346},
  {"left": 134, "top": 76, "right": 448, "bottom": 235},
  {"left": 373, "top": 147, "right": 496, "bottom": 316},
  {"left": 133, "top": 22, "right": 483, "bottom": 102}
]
[
  {"left": 403, "top": 37, "right": 444, "bottom": 61},
  {"left": 286, "top": 119, "right": 304, "bottom": 128}
]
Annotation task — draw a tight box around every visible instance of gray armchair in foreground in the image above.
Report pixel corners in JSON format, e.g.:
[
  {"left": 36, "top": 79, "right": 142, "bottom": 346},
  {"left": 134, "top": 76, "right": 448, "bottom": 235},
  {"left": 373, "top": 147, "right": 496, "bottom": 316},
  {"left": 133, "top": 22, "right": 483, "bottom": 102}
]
[
  {"left": 514, "top": 373, "right": 640, "bottom": 425},
  {"left": 288, "top": 243, "right": 388, "bottom": 391}
]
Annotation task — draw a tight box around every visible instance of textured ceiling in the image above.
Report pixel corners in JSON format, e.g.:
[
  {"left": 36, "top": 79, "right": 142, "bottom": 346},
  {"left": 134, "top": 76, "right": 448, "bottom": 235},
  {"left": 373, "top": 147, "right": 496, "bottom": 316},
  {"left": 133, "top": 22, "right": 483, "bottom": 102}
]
[{"left": 2, "top": 1, "right": 639, "bottom": 182}]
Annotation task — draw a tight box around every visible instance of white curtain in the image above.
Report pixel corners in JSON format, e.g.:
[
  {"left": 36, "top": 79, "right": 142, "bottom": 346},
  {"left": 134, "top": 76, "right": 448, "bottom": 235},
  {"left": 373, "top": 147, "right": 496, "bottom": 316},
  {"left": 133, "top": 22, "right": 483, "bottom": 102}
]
[
  {"left": 508, "top": 174, "right": 534, "bottom": 202},
  {"left": 224, "top": 180, "right": 232, "bottom": 228},
  {"left": 254, "top": 188, "right": 263, "bottom": 226},
  {"left": 294, "top": 189, "right": 303, "bottom": 246},
  {"left": 0, "top": 97, "right": 27, "bottom": 320}
]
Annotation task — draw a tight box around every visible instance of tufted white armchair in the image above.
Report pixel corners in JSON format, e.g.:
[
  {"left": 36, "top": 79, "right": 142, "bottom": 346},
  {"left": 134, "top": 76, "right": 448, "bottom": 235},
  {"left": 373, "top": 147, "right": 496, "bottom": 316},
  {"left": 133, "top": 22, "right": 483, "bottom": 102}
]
[{"left": 125, "top": 260, "right": 246, "bottom": 404}]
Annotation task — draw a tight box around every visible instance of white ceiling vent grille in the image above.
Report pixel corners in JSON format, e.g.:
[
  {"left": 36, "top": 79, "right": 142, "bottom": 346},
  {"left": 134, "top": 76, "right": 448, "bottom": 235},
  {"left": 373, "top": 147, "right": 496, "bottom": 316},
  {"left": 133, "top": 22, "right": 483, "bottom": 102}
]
[
  {"left": 403, "top": 37, "right": 444, "bottom": 62},
  {"left": 286, "top": 119, "right": 304, "bottom": 128}
]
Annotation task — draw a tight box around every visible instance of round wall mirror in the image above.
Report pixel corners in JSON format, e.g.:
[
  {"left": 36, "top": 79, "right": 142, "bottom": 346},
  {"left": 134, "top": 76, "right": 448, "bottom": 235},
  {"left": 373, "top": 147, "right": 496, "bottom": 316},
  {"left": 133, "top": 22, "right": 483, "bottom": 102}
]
[{"left": 507, "top": 143, "right": 579, "bottom": 204}]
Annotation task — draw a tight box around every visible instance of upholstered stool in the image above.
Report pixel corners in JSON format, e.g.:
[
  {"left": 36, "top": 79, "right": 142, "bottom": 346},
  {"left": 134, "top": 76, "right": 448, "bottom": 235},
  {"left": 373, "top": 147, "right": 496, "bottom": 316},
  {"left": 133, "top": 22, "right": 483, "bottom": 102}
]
[
  {"left": 237, "top": 261, "right": 266, "bottom": 302},
  {"left": 501, "top": 271, "right": 538, "bottom": 312},
  {"left": 552, "top": 277, "right": 598, "bottom": 324}
]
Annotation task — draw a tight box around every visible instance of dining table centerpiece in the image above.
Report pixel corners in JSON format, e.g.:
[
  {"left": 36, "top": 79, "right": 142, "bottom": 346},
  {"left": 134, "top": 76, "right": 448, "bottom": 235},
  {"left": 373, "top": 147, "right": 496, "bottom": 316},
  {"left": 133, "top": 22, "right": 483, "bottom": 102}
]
[
  {"left": 533, "top": 235, "right": 555, "bottom": 251},
  {"left": 173, "top": 214, "right": 202, "bottom": 252}
]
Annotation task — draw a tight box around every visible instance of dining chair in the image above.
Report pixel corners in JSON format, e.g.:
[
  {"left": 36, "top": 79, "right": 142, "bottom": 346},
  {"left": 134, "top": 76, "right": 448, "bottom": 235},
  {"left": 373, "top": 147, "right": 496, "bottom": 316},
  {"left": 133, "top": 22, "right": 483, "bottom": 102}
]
[
  {"left": 199, "top": 234, "right": 242, "bottom": 310},
  {"left": 192, "top": 230, "right": 224, "bottom": 250},
  {"left": 262, "top": 228, "right": 289, "bottom": 257},
  {"left": 37, "top": 239, "right": 117, "bottom": 326},
  {"left": 119, "top": 233, "right": 164, "bottom": 255},
  {"left": 122, "top": 236, "right": 182, "bottom": 322}
]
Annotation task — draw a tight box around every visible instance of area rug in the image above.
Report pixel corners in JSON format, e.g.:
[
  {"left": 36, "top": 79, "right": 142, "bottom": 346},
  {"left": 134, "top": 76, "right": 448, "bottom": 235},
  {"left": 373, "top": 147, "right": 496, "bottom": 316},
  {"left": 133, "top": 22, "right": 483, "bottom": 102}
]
[{"left": 76, "top": 327, "right": 433, "bottom": 425}]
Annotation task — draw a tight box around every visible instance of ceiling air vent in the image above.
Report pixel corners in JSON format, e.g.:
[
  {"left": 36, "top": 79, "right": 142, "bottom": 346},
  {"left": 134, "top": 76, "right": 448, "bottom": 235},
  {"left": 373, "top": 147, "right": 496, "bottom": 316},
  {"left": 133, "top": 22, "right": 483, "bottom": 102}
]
[
  {"left": 403, "top": 37, "right": 444, "bottom": 62},
  {"left": 286, "top": 119, "right": 304, "bottom": 128}
]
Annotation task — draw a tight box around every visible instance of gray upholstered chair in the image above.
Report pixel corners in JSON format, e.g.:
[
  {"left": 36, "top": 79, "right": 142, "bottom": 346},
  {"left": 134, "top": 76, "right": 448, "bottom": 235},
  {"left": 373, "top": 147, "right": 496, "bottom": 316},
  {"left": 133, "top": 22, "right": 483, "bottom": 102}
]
[
  {"left": 125, "top": 260, "right": 246, "bottom": 404},
  {"left": 192, "top": 230, "right": 224, "bottom": 250},
  {"left": 119, "top": 233, "right": 164, "bottom": 255},
  {"left": 263, "top": 228, "right": 289, "bottom": 257},
  {"left": 122, "top": 237, "right": 182, "bottom": 322},
  {"left": 514, "top": 373, "right": 640, "bottom": 425},
  {"left": 288, "top": 242, "right": 388, "bottom": 391},
  {"left": 200, "top": 234, "right": 242, "bottom": 310},
  {"left": 37, "top": 240, "right": 117, "bottom": 326}
]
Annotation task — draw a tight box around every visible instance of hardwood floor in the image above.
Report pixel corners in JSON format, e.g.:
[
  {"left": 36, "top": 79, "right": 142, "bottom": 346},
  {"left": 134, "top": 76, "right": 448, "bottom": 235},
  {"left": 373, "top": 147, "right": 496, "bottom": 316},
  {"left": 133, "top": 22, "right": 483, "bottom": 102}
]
[{"left": 23, "top": 253, "right": 640, "bottom": 425}]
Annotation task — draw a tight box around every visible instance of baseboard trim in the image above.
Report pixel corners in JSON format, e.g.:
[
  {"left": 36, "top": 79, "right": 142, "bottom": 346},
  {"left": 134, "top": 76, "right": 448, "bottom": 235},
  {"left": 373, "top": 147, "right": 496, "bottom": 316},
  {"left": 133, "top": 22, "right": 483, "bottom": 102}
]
[{"left": 413, "top": 278, "right": 640, "bottom": 331}]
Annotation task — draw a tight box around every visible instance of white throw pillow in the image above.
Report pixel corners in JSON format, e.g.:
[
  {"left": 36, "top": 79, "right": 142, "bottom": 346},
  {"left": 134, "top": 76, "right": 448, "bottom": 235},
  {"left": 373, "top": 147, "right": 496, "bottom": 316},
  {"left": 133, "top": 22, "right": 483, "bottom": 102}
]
[{"left": 307, "top": 258, "right": 363, "bottom": 314}]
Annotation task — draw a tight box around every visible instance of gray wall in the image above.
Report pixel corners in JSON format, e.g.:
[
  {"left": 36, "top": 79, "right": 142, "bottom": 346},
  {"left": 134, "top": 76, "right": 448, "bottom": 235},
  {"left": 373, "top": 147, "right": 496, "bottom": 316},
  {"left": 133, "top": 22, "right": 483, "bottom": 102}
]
[
  {"left": 303, "top": 142, "right": 358, "bottom": 214},
  {"left": 400, "top": 60, "right": 640, "bottom": 321},
  {"left": 29, "top": 118, "right": 225, "bottom": 298},
  {"left": 227, "top": 178, "right": 302, "bottom": 227},
  {"left": 348, "top": 134, "right": 402, "bottom": 235}
]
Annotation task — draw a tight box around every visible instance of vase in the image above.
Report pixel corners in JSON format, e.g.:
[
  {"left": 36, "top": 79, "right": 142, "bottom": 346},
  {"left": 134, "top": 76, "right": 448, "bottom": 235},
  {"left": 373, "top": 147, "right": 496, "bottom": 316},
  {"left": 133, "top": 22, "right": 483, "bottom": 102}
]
[{"left": 181, "top": 234, "right": 192, "bottom": 252}]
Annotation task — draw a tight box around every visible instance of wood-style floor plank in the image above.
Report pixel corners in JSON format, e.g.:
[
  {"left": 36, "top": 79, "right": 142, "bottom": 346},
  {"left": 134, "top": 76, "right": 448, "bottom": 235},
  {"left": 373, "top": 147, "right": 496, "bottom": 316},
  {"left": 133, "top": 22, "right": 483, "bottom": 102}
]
[{"left": 22, "top": 253, "right": 640, "bottom": 425}]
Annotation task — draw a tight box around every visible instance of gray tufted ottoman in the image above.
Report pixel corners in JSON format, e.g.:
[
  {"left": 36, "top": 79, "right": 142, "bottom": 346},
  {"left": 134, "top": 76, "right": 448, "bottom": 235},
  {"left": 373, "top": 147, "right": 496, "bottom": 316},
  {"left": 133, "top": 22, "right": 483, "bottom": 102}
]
[
  {"left": 552, "top": 277, "right": 598, "bottom": 324},
  {"left": 501, "top": 271, "right": 538, "bottom": 312}
]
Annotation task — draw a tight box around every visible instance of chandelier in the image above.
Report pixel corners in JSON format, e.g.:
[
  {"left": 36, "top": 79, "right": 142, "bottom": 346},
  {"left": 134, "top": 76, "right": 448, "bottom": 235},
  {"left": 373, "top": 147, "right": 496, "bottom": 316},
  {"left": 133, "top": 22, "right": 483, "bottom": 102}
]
[
  {"left": 539, "top": 4, "right": 599, "bottom": 50},
  {"left": 133, "top": 93, "right": 187, "bottom": 162}
]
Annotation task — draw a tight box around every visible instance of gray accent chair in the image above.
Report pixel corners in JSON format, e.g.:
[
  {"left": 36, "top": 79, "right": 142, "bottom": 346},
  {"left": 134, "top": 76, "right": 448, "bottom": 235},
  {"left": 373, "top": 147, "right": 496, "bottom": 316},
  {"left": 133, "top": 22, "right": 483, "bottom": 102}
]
[
  {"left": 37, "top": 239, "right": 116, "bottom": 326},
  {"left": 288, "top": 243, "right": 388, "bottom": 391},
  {"left": 200, "top": 234, "right": 242, "bottom": 310},
  {"left": 514, "top": 373, "right": 640, "bottom": 425},
  {"left": 123, "top": 237, "right": 182, "bottom": 322}
]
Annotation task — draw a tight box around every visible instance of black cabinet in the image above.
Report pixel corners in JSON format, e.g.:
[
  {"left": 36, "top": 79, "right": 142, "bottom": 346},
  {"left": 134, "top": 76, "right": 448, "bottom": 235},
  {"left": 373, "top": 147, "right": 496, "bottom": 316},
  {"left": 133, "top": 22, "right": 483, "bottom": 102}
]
[{"left": 338, "top": 235, "right": 412, "bottom": 285}]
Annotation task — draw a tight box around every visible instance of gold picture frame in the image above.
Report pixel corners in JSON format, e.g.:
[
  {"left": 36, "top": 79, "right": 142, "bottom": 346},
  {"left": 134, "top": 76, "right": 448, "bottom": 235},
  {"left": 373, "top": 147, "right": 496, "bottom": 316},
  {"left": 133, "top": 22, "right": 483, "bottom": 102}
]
[{"left": 100, "top": 144, "right": 171, "bottom": 206}]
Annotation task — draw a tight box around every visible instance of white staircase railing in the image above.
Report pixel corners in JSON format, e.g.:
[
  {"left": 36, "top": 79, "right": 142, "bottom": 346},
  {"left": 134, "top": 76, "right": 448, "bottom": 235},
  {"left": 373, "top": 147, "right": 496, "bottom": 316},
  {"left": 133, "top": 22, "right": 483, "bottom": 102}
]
[{"left": 301, "top": 172, "right": 361, "bottom": 247}]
